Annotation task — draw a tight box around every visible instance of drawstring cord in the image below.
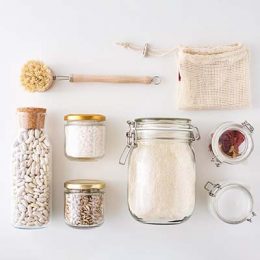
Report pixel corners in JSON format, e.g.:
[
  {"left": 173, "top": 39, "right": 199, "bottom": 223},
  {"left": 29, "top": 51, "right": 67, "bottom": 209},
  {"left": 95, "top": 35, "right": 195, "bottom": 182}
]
[{"left": 116, "top": 42, "right": 178, "bottom": 57}]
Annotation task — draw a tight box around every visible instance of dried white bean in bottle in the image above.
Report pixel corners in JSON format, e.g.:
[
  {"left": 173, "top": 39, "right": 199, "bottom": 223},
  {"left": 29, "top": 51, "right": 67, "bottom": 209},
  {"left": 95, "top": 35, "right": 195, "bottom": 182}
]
[
  {"left": 64, "top": 180, "right": 105, "bottom": 228},
  {"left": 64, "top": 114, "right": 106, "bottom": 160},
  {"left": 12, "top": 108, "right": 52, "bottom": 229}
]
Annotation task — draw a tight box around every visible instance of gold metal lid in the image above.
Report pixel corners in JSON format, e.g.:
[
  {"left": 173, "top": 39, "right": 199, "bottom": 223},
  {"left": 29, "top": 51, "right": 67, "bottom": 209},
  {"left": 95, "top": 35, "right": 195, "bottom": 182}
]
[
  {"left": 64, "top": 179, "right": 106, "bottom": 190},
  {"left": 64, "top": 114, "right": 106, "bottom": 122}
]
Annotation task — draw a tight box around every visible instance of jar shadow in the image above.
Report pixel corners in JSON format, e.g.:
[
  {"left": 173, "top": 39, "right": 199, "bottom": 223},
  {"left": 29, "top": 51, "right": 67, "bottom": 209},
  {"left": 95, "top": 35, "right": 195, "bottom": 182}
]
[{"left": 104, "top": 180, "right": 127, "bottom": 220}]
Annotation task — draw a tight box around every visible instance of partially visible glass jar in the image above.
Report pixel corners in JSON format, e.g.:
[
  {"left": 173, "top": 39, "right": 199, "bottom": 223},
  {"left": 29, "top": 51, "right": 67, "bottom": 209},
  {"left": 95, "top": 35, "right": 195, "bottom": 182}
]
[
  {"left": 204, "top": 181, "right": 256, "bottom": 224},
  {"left": 64, "top": 114, "right": 106, "bottom": 160},
  {"left": 209, "top": 121, "right": 254, "bottom": 166},
  {"left": 12, "top": 107, "right": 52, "bottom": 229},
  {"left": 64, "top": 180, "right": 105, "bottom": 228},
  {"left": 120, "top": 118, "right": 200, "bottom": 225}
]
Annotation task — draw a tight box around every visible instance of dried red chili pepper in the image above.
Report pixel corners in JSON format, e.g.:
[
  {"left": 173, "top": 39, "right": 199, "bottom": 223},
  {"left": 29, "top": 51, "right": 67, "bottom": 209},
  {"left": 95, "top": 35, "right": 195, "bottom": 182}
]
[
  {"left": 218, "top": 130, "right": 245, "bottom": 158},
  {"left": 178, "top": 72, "right": 181, "bottom": 81}
]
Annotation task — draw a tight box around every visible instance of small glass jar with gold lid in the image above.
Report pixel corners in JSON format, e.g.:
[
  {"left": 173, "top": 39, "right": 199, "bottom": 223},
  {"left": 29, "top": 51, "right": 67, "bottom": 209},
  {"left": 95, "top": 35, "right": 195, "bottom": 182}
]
[
  {"left": 64, "top": 114, "right": 106, "bottom": 160},
  {"left": 64, "top": 179, "right": 105, "bottom": 228}
]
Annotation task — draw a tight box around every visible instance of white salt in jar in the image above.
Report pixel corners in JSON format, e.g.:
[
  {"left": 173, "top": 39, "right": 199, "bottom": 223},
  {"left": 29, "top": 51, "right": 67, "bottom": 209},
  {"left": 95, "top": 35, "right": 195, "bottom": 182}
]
[
  {"left": 120, "top": 118, "right": 200, "bottom": 225},
  {"left": 64, "top": 114, "right": 106, "bottom": 160}
]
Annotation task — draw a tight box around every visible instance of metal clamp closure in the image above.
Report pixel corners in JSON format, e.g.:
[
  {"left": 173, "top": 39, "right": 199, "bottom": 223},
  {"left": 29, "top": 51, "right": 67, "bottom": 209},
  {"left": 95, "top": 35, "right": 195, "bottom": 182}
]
[
  {"left": 119, "top": 121, "right": 137, "bottom": 165},
  {"left": 191, "top": 125, "right": 200, "bottom": 141},
  {"left": 204, "top": 181, "right": 222, "bottom": 197},
  {"left": 210, "top": 154, "right": 222, "bottom": 167},
  {"left": 246, "top": 211, "right": 257, "bottom": 223},
  {"left": 242, "top": 121, "right": 254, "bottom": 133}
]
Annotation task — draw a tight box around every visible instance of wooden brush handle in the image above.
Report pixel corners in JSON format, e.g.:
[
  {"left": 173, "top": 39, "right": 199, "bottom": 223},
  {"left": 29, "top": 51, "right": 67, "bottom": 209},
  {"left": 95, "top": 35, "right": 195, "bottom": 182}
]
[{"left": 70, "top": 74, "right": 157, "bottom": 84}]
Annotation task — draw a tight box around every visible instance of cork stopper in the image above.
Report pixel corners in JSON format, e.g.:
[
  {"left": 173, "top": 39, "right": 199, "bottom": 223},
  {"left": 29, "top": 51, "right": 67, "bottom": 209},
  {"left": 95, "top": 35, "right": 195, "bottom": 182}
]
[{"left": 17, "top": 107, "right": 47, "bottom": 129}]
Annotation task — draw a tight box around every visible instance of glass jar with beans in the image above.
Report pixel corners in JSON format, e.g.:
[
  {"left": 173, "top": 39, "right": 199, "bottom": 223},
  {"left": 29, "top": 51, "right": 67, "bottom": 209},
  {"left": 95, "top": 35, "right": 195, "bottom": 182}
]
[
  {"left": 12, "top": 107, "right": 52, "bottom": 229},
  {"left": 64, "top": 180, "right": 105, "bottom": 228}
]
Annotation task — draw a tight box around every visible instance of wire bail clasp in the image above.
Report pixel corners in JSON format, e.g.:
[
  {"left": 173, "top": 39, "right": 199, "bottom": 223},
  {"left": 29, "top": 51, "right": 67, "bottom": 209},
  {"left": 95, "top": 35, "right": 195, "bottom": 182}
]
[
  {"left": 247, "top": 211, "right": 256, "bottom": 223},
  {"left": 119, "top": 121, "right": 137, "bottom": 165},
  {"left": 191, "top": 125, "right": 201, "bottom": 141},
  {"left": 242, "top": 120, "right": 254, "bottom": 133},
  {"left": 204, "top": 181, "right": 222, "bottom": 197}
]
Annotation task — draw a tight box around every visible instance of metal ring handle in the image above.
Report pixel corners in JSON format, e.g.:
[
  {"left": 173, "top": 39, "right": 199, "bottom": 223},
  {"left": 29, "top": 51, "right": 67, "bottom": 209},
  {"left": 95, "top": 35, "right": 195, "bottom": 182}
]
[{"left": 151, "top": 76, "right": 161, "bottom": 85}]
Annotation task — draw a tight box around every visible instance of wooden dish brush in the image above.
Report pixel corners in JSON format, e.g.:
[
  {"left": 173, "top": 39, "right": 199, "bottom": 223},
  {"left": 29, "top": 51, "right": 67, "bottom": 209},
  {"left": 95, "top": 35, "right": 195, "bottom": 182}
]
[{"left": 20, "top": 60, "right": 161, "bottom": 92}]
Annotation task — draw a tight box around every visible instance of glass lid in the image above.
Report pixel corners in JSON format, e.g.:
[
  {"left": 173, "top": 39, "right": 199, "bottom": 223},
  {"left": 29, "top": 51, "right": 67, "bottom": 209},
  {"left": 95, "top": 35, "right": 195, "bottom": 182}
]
[
  {"left": 134, "top": 118, "right": 192, "bottom": 130},
  {"left": 132, "top": 118, "right": 200, "bottom": 141},
  {"left": 204, "top": 181, "right": 256, "bottom": 224},
  {"left": 210, "top": 121, "right": 254, "bottom": 165}
]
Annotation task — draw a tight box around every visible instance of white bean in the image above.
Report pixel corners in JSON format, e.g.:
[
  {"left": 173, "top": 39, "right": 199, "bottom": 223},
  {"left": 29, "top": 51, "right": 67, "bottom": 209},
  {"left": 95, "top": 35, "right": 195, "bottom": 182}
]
[{"left": 12, "top": 128, "right": 51, "bottom": 228}]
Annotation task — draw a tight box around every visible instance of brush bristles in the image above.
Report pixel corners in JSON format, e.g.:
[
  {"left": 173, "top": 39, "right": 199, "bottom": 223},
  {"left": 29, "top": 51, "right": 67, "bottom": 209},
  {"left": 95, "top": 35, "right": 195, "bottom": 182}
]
[{"left": 20, "top": 60, "right": 53, "bottom": 92}]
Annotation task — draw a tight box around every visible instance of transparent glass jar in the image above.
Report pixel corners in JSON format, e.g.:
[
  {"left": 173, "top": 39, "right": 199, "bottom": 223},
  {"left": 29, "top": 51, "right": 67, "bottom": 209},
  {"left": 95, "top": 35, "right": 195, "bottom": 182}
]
[
  {"left": 64, "top": 114, "right": 106, "bottom": 160},
  {"left": 209, "top": 121, "right": 254, "bottom": 166},
  {"left": 12, "top": 107, "right": 52, "bottom": 229},
  {"left": 120, "top": 118, "right": 200, "bottom": 225},
  {"left": 64, "top": 180, "right": 105, "bottom": 228},
  {"left": 204, "top": 181, "right": 256, "bottom": 224}
]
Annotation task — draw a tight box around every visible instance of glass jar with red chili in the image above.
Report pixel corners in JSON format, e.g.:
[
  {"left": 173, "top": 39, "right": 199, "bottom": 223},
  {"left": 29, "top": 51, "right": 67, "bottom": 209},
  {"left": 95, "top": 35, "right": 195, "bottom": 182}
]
[{"left": 209, "top": 121, "right": 254, "bottom": 166}]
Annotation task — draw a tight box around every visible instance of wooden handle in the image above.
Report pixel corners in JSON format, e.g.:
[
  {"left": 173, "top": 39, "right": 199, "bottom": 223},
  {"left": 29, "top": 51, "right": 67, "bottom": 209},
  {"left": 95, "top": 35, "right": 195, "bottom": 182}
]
[{"left": 70, "top": 74, "right": 156, "bottom": 84}]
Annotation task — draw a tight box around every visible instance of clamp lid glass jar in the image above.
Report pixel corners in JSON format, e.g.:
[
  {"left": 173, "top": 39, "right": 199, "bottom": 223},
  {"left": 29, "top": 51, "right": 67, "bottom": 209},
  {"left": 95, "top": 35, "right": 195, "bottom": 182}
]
[
  {"left": 209, "top": 121, "right": 254, "bottom": 166},
  {"left": 120, "top": 118, "right": 200, "bottom": 225},
  {"left": 64, "top": 179, "right": 105, "bottom": 228},
  {"left": 64, "top": 114, "right": 106, "bottom": 160},
  {"left": 204, "top": 181, "right": 256, "bottom": 224}
]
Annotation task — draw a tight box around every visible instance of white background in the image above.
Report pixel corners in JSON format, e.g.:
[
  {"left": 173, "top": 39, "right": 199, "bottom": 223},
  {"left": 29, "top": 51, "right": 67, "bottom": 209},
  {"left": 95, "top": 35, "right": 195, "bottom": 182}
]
[{"left": 0, "top": 0, "right": 259, "bottom": 259}]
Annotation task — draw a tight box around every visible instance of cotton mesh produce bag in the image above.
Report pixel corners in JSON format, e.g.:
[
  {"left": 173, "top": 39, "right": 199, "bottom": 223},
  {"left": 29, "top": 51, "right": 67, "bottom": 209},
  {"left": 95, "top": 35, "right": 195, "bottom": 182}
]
[{"left": 177, "top": 43, "right": 251, "bottom": 110}]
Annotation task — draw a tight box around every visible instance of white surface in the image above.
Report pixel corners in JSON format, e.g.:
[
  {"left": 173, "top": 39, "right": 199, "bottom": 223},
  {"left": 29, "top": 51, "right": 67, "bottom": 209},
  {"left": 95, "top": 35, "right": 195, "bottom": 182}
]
[{"left": 0, "top": 0, "right": 260, "bottom": 259}]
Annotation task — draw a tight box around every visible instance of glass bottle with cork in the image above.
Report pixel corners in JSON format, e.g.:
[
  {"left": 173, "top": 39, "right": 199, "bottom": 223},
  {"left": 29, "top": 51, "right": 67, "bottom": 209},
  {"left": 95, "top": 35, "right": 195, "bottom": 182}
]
[{"left": 12, "top": 107, "right": 52, "bottom": 229}]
